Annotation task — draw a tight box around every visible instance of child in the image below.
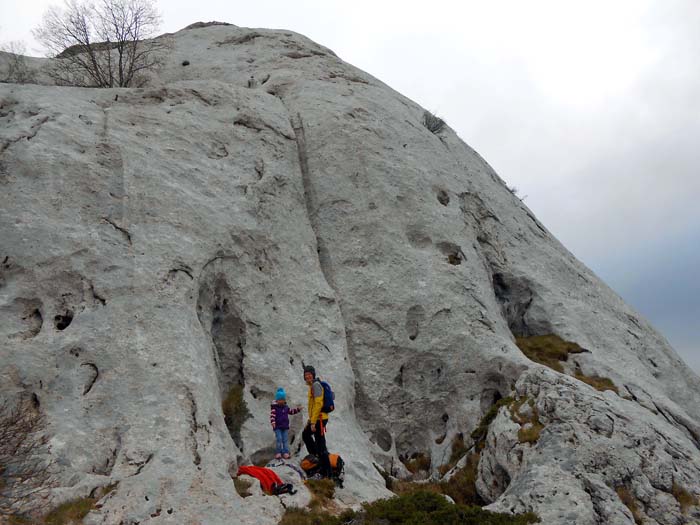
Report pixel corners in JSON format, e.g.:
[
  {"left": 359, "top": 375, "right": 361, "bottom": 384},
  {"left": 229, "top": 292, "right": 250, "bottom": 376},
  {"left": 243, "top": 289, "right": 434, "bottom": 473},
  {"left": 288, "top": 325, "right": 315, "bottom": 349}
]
[{"left": 270, "top": 388, "right": 302, "bottom": 459}]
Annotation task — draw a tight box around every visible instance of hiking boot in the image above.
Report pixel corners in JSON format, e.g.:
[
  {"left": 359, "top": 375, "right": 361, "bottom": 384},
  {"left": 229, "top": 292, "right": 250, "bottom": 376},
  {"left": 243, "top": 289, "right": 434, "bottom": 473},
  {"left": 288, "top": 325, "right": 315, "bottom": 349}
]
[
  {"left": 282, "top": 453, "right": 290, "bottom": 459},
  {"left": 275, "top": 453, "right": 282, "bottom": 459}
]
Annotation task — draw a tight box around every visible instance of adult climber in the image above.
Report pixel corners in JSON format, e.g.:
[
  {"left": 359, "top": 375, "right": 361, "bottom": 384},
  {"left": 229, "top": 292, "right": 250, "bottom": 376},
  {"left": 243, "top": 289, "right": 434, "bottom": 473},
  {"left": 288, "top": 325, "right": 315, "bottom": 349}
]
[{"left": 302, "top": 365, "right": 332, "bottom": 479}]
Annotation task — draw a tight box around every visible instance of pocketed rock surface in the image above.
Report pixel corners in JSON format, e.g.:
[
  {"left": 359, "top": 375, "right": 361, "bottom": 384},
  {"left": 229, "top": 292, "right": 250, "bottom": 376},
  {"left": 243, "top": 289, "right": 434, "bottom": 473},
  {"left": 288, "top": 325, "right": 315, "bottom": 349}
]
[{"left": 1, "top": 23, "right": 698, "bottom": 524}]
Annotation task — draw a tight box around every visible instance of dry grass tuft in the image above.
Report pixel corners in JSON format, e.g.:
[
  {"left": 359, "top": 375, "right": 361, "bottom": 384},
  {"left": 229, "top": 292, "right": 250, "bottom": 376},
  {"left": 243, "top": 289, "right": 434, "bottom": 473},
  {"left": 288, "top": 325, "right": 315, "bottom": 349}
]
[
  {"left": 403, "top": 452, "right": 431, "bottom": 474},
  {"left": 233, "top": 477, "right": 252, "bottom": 498},
  {"left": 305, "top": 478, "right": 336, "bottom": 509},
  {"left": 438, "top": 433, "right": 468, "bottom": 475},
  {"left": 616, "top": 486, "right": 643, "bottom": 524},
  {"left": 515, "top": 334, "right": 585, "bottom": 373},
  {"left": 422, "top": 110, "right": 446, "bottom": 134},
  {"left": 672, "top": 482, "right": 696, "bottom": 513},
  {"left": 573, "top": 370, "right": 619, "bottom": 393}
]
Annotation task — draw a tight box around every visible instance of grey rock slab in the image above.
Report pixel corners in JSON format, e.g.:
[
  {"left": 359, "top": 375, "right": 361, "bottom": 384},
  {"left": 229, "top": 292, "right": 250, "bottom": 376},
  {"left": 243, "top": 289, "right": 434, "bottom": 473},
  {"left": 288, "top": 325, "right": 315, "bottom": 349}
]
[{"left": 1, "top": 22, "right": 699, "bottom": 524}]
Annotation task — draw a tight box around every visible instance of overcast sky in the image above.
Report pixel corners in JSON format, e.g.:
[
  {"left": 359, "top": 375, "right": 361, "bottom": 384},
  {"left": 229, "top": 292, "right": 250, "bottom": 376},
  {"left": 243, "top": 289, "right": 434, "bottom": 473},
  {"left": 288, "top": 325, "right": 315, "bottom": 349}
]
[{"left": 2, "top": 0, "right": 698, "bottom": 372}]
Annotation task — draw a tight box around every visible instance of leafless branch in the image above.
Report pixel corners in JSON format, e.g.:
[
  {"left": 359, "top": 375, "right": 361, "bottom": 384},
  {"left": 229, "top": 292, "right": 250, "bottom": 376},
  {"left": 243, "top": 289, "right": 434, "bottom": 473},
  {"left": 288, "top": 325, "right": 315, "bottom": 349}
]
[
  {"left": 0, "top": 41, "right": 37, "bottom": 84},
  {"left": 0, "top": 394, "right": 54, "bottom": 516},
  {"left": 33, "top": 0, "right": 167, "bottom": 87}
]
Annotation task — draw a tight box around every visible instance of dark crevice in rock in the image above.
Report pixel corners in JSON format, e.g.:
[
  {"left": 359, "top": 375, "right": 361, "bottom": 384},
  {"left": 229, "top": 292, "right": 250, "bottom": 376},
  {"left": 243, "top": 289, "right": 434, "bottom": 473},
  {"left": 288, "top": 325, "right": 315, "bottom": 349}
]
[
  {"left": 185, "top": 387, "right": 202, "bottom": 466},
  {"left": 233, "top": 114, "right": 295, "bottom": 140},
  {"left": 89, "top": 282, "right": 107, "bottom": 305},
  {"left": 168, "top": 266, "right": 193, "bottom": 280},
  {"left": 0, "top": 115, "right": 51, "bottom": 156},
  {"left": 128, "top": 453, "right": 153, "bottom": 477},
  {"left": 491, "top": 272, "right": 547, "bottom": 337},
  {"left": 80, "top": 363, "right": 99, "bottom": 395},
  {"left": 101, "top": 216, "right": 132, "bottom": 245},
  {"left": 92, "top": 435, "right": 120, "bottom": 476},
  {"left": 196, "top": 265, "right": 249, "bottom": 451},
  {"left": 186, "top": 89, "right": 213, "bottom": 106},
  {"left": 436, "top": 189, "right": 450, "bottom": 206}
]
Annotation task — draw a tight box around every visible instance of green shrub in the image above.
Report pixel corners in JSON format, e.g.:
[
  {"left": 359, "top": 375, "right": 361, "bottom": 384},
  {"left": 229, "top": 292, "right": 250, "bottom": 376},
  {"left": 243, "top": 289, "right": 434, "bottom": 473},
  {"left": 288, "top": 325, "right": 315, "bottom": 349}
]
[
  {"left": 440, "top": 452, "right": 483, "bottom": 506},
  {"left": 278, "top": 507, "right": 352, "bottom": 525},
  {"left": 44, "top": 497, "right": 96, "bottom": 525},
  {"left": 222, "top": 385, "right": 250, "bottom": 442},
  {"left": 470, "top": 397, "right": 514, "bottom": 445},
  {"left": 363, "top": 490, "right": 538, "bottom": 525}
]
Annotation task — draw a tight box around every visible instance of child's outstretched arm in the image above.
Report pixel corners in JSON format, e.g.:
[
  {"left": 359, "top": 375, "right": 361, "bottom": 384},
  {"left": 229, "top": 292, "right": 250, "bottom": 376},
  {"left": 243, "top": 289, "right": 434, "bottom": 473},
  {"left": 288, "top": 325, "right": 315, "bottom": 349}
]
[{"left": 289, "top": 406, "right": 302, "bottom": 415}]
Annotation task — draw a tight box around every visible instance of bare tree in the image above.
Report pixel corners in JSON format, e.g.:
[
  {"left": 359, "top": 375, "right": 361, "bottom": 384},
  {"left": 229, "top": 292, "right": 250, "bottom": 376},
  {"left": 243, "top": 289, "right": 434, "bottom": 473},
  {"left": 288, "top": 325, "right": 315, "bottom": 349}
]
[
  {"left": 0, "top": 41, "right": 37, "bottom": 84},
  {"left": 33, "top": 0, "right": 167, "bottom": 87},
  {"left": 0, "top": 394, "right": 54, "bottom": 517}
]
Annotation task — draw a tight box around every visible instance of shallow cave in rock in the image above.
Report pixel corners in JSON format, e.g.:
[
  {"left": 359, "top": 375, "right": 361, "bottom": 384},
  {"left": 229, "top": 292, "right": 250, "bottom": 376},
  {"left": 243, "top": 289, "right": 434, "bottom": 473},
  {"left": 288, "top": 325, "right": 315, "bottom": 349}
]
[{"left": 54, "top": 310, "right": 74, "bottom": 331}]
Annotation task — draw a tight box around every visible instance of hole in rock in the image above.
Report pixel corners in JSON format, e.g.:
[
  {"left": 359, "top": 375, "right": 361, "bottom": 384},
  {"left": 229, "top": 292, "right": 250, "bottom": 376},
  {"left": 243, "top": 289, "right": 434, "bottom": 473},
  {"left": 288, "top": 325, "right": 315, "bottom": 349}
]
[
  {"left": 54, "top": 311, "right": 73, "bottom": 331},
  {"left": 437, "top": 242, "right": 463, "bottom": 265},
  {"left": 405, "top": 305, "right": 425, "bottom": 341},
  {"left": 437, "top": 190, "right": 450, "bottom": 206},
  {"left": 491, "top": 272, "right": 549, "bottom": 337}
]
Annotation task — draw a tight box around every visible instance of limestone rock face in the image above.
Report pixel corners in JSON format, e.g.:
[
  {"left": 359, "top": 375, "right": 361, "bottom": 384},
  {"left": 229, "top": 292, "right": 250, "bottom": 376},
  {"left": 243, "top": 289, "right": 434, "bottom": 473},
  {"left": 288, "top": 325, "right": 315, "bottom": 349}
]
[{"left": 1, "top": 23, "right": 699, "bottom": 524}]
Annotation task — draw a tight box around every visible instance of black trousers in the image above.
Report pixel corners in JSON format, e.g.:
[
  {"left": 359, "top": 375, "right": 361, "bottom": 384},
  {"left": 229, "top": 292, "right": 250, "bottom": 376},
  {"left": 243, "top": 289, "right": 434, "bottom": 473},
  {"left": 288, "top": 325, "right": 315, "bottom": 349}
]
[{"left": 302, "top": 419, "right": 331, "bottom": 477}]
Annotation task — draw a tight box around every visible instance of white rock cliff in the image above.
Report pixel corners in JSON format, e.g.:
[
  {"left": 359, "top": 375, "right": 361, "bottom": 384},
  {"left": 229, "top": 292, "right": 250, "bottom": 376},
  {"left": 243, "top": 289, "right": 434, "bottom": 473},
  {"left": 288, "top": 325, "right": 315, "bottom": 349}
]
[{"left": 1, "top": 23, "right": 699, "bottom": 524}]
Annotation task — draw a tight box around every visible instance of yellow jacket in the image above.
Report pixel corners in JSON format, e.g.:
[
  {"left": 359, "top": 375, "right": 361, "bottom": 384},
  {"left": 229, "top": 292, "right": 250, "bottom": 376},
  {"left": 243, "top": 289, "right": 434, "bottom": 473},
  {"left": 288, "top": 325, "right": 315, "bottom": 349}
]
[{"left": 307, "top": 380, "right": 329, "bottom": 424}]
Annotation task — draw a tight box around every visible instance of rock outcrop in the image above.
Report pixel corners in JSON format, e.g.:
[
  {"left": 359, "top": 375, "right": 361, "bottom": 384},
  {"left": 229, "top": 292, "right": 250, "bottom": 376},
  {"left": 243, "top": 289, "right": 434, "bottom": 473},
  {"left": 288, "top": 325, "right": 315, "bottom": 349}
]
[{"left": 1, "top": 23, "right": 698, "bottom": 524}]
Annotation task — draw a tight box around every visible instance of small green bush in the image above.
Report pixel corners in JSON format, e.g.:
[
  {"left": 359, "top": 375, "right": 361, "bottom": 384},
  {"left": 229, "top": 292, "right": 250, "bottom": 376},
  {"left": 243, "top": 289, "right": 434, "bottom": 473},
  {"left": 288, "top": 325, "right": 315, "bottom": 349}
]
[
  {"left": 440, "top": 452, "right": 483, "bottom": 506},
  {"left": 470, "top": 397, "right": 514, "bottom": 445},
  {"left": 278, "top": 507, "right": 354, "bottom": 525},
  {"left": 363, "top": 490, "right": 538, "bottom": 525},
  {"left": 44, "top": 497, "right": 96, "bottom": 525},
  {"left": 222, "top": 385, "right": 250, "bottom": 443}
]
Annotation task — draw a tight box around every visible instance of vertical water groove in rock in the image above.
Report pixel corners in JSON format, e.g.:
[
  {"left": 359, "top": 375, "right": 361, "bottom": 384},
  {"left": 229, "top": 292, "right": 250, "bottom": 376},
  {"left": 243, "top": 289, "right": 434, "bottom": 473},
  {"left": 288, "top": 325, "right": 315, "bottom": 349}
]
[{"left": 288, "top": 112, "right": 336, "bottom": 289}]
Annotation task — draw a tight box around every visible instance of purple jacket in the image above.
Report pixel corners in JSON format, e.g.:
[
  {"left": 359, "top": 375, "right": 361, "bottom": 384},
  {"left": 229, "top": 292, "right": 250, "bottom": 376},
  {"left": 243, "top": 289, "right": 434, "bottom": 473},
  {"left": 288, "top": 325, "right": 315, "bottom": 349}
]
[{"left": 270, "top": 403, "right": 301, "bottom": 430}]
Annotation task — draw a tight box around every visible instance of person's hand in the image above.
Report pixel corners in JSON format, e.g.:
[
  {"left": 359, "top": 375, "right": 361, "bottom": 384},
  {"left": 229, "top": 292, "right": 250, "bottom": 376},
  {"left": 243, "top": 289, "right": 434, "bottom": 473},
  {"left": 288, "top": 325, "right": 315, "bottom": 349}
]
[
  {"left": 310, "top": 423, "right": 316, "bottom": 432},
  {"left": 296, "top": 406, "right": 302, "bottom": 411}
]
